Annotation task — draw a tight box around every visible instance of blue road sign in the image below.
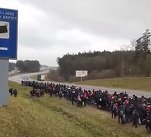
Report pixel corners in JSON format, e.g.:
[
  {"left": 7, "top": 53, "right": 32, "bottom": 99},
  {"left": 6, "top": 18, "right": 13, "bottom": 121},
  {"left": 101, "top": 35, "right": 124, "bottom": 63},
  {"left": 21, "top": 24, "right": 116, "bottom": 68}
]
[{"left": 0, "top": 8, "right": 18, "bottom": 59}]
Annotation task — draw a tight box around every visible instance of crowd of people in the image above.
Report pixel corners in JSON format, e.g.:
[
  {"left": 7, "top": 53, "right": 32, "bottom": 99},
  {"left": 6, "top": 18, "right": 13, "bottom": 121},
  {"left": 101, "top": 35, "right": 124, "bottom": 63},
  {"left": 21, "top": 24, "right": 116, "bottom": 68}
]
[{"left": 21, "top": 80, "right": 151, "bottom": 134}]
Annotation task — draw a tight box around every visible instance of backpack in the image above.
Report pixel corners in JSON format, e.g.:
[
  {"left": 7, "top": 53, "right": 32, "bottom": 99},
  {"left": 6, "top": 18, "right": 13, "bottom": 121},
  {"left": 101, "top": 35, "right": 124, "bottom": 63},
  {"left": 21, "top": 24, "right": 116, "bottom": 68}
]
[
  {"left": 113, "top": 105, "right": 116, "bottom": 111},
  {"left": 132, "top": 110, "right": 139, "bottom": 117},
  {"left": 122, "top": 114, "right": 126, "bottom": 124},
  {"left": 120, "top": 110, "right": 124, "bottom": 116}
]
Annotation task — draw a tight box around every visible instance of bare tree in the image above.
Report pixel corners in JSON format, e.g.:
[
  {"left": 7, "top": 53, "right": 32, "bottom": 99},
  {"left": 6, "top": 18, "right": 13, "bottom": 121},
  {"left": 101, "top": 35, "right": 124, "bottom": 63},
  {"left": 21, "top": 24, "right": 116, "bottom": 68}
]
[{"left": 130, "top": 39, "right": 137, "bottom": 51}]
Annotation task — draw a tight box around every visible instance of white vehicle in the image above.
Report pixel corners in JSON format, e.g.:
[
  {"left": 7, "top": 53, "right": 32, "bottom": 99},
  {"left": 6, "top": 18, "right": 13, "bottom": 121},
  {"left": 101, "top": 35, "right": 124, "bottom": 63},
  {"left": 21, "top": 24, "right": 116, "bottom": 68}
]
[{"left": 37, "top": 74, "right": 45, "bottom": 81}]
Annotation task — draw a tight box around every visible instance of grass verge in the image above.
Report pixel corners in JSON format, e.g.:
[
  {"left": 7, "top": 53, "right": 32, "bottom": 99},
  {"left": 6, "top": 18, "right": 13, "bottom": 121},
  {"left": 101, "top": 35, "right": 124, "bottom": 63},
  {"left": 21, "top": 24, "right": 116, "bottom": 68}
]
[
  {"left": 75, "top": 77, "right": 151, "bottom": 92},
  {"left": 30, "top": 75, "right": 37, "bottom": 80},
  {"left": 0, "top": 81, "right": 150, "bottom": 137}
]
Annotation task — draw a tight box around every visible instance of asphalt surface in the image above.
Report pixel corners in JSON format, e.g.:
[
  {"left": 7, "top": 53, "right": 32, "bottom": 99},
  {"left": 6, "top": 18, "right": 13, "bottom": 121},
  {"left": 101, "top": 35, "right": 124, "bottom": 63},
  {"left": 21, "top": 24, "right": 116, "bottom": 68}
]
[
  {"left": 9, "top": 70, "right": 151, "bottom": 98},
  {"left": 9, "top": 70, "right": 49, "bottom": 83}
]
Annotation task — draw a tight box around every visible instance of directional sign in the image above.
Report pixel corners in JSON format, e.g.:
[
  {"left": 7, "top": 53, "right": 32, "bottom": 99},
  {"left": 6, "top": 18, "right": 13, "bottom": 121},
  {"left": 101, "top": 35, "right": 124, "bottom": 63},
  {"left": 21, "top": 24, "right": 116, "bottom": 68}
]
[{"left": 0, "top": 8, "right": 18, "bottom": 59}]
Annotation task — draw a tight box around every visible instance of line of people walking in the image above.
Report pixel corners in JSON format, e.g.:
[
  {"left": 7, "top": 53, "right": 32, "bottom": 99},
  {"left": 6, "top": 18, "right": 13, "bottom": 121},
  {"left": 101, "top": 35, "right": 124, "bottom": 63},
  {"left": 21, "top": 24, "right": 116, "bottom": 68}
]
[{"left": 21, "top": 80, "right": 151, "bottom": 134}]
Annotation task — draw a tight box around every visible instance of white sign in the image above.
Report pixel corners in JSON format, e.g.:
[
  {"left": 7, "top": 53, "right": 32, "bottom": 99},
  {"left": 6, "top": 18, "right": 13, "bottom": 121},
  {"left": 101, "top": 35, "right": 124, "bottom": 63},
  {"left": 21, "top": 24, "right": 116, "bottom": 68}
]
[
  {"left": 0, "top": 21, "right": 9, "bottom": 39},
  {"left": 76, "top": 70, "right": 88, "bottom": 77}
]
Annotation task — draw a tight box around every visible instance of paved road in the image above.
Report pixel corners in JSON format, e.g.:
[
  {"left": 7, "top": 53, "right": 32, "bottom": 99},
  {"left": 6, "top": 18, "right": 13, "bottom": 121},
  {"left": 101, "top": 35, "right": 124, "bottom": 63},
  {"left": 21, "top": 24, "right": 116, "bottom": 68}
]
[
  {"left": 9, "top": 70, "right": 49, "bottom": 83},
  {"left": 9, "top": 70, "right": 151, "bottom": 98}
]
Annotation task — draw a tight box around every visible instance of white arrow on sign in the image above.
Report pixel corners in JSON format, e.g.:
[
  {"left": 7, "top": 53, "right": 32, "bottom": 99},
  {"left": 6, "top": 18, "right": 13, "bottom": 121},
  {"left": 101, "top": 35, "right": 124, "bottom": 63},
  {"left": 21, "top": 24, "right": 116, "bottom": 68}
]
[{"left": 0, "top": 47, "right": 8, "bottom": 50}]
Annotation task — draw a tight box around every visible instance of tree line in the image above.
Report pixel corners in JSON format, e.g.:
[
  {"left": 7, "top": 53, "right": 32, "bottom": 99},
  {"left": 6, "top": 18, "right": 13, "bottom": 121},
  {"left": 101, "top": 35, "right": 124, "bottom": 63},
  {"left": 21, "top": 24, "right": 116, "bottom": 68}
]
[
  {"left": 9, "top": 60, "right": 41, "bottom": 73},
  {"left": 9, "top": 62, "right": 16, "bottom": 71},
  {"left": 54, "top": 29, "right": 151, "bottom": 82}
]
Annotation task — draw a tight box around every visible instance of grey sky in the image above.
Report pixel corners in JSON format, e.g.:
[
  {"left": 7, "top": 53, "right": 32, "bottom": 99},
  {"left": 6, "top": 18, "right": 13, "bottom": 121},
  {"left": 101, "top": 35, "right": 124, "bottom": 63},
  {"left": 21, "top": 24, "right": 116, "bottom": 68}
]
[{"left": 1, "top": 0, "right": 151, "bottom": 66}]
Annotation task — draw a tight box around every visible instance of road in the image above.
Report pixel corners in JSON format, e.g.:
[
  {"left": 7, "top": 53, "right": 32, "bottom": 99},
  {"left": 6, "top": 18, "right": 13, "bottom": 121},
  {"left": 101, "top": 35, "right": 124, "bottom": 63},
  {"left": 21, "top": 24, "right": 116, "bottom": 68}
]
[
  {"left": 9, "top": 70, "right": 49, "bottom": 83},
  {"left": 9, "top": 70, "right": 151, "bottom": 98}
]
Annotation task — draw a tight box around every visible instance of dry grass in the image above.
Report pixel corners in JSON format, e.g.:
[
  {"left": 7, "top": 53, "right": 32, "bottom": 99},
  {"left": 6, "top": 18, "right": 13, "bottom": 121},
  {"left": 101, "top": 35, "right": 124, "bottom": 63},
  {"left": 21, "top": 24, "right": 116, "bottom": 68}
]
[
  {"left": 30, "top": 75, "right": 37, "bottom": 80},
  {"left": 75, "top": 77, "right": 151, "bottom": 92},
  {"left": 0, "top": 81, "right": 150, "bottom": 137}
]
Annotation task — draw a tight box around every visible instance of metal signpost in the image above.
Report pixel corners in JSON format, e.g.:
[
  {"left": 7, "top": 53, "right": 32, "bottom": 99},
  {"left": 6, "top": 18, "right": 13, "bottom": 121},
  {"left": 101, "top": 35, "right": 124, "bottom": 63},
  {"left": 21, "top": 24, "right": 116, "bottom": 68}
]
[{"left": 0, "top": 8, "right": 18, "bottom": 106}]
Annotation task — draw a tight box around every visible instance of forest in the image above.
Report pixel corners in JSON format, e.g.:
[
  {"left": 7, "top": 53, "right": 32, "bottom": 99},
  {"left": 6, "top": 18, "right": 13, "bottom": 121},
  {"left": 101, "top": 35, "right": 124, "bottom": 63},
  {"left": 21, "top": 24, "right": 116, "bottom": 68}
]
[
  {"left": 9, "top": 60, "right": 40, "bottom": 73},
  {"left": 49, "top": 29, "right": 151, "bottom": 82}
]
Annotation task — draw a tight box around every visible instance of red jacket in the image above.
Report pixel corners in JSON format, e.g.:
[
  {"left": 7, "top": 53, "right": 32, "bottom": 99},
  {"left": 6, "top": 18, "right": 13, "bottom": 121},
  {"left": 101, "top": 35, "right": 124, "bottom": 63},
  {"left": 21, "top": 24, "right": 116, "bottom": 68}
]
[{"left": 84, "top": 92, "right": 88, "bottom": 98}]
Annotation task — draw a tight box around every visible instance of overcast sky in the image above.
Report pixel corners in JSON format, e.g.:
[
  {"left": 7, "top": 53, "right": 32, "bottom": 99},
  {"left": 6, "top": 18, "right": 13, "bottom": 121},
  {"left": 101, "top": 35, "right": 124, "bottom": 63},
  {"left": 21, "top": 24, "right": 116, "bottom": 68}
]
[{"left": 1, "top": 0, "right": 151, "bottom": 66}]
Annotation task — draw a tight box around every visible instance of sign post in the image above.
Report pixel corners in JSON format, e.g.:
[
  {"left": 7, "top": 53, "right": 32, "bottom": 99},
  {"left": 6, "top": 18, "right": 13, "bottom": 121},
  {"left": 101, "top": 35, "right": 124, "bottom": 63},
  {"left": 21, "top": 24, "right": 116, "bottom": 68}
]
[
  {"left": 76, "top": 70, "right": 88, "bottom": 82},
  {"left": 81, "top": 77, "right": 82, "bottom": 82},
  {"left": 0, "top": 59, "right": 9, "bottom": 106},
  {"left": 0, "top": 8, "right": 18, "bottom": 106}
]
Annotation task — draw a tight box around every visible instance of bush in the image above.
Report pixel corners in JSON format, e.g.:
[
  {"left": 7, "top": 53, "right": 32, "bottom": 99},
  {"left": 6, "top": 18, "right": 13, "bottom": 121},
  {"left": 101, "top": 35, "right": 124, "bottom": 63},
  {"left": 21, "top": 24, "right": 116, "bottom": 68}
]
[
  {"left": 69, "top": 69, "right": 116, "bottom": 82},
  {"left": 69, "top": 76, "right": 88, "bottom": 83},
  {"left": 48, "top": 69, "right": 65, "bottom": 82},
  {"left": 88, "top": 69, "right": 115, "bottom": 79},
  {"left": 99, "top": 69, "right": 116, "bottom": 78}
]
